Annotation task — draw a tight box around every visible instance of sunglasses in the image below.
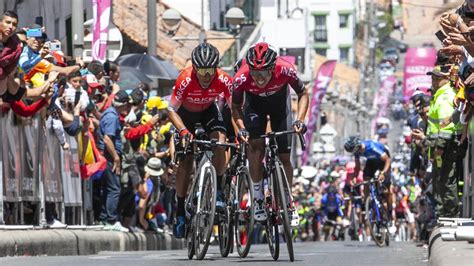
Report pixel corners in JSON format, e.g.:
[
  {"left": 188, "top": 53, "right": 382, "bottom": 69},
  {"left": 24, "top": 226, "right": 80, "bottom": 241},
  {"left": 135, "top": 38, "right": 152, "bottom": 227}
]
[
  {"left": 249, "top": 69, "right": 272, "bottom": 78},
  {"left": 195, "top": 67, "right": 216, "bottom": 76}
]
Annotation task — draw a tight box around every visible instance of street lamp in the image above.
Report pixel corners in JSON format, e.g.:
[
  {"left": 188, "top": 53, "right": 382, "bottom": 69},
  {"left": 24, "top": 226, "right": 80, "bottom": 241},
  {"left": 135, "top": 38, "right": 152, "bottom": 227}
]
[
  {"left": 225, "top": 7, "right": 245, "bottom": 28},
  {"left": 162, "top": 8, "right": 182, "bottom": 34},
  {"left": 164, "top": 7, "right": 245, "bottom": 50}
]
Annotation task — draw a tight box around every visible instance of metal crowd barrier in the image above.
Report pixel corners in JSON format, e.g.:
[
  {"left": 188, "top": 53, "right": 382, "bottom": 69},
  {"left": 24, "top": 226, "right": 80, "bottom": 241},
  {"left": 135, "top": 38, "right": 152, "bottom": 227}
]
[{"left": 0, "top": 110, "right": 92, "bottom": 227}]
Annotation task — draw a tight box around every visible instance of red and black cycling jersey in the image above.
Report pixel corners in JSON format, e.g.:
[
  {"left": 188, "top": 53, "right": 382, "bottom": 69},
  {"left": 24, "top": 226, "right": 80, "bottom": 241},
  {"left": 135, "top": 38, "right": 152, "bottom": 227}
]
[
  {"left": 169, "top": 67, "right": 233, "bottom": 113},
  {"left": 232, "top": 57, "right": 305, "bottom": 105}
]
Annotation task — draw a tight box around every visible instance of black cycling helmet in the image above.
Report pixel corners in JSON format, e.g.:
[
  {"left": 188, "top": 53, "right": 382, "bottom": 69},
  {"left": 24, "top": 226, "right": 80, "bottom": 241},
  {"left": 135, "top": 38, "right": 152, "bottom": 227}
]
[
  {"left": 191, "top": 43, "right": 220, "bottom": 68},
  {"left": 246, "top": 42, "right": 278, "bottom": 70},
  {"left": 233, "top": 58, "right": 245, "bottom": 73},
  {"left": 344, "top": 136, "right": 361, "bottom": 153}
]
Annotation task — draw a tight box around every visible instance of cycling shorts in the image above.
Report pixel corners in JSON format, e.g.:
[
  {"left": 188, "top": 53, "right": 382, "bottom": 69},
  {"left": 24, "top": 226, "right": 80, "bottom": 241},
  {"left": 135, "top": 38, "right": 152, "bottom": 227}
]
[
  {"left": 363, "top": 161, "right": 392, "bottom": 188},
  {"left": 243, "top": 90, "right": 292, "bottom": 153},
  {"left": 177, "top": 102, "right": 226, "bottom": 135}
]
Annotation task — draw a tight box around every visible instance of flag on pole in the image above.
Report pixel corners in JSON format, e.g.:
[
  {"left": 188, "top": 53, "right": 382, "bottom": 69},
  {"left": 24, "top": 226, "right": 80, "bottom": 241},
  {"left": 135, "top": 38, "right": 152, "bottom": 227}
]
[
  {"left": 92, "top": 0, "right": 111, "bottom": 62},
  {"left": 301, "top": 60, "right": 337, "bottom": 166}
]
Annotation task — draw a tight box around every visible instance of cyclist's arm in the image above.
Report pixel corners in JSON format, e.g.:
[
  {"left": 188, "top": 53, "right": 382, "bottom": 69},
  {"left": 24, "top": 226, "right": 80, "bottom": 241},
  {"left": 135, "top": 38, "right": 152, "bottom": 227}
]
[
  {"left": 231, "top": 83, "right": 245, "bottom": 130},
  {"left": 353, "top": 155, "right": 361, "bottom": 179},
  {"left": 295, "top": 84, "right": 309, "bottom": 121},
  {"left": 168, "top": 84, "right": 187, "bottom": 132},
  {"left": 380, "top": 153, "right": 391, "bottom": 174}
]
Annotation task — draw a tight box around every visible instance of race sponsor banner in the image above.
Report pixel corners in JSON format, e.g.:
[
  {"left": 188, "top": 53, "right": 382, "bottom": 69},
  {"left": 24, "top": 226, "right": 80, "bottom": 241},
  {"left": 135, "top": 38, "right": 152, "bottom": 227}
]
[
  {"left": 302, "top": 60, "right": 337, "bottom": 166},
  {"left": 41, "top": 125, "right": 63, "bottom": 202},
  {"left": 61, "top": 135, "right": 82, "bottom": 206},
  {"left": 2, "top": 111, "right": 22, "bottom": 201},
  {"left": 403, "top": 47, "right": 437, "bottom": 101},
  {"left": 92, "top": 0, "right": 111, "bottom": 62},
  {"left": 20, "top": 116, "right": 40, "bottom": 201},
  {"left": 371, "top": 75, "right": 397, "bottom": 136}
]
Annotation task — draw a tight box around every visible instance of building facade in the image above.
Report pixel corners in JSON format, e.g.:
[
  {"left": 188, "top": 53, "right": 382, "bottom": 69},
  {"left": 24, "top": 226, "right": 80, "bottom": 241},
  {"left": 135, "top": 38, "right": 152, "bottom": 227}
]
[{"left": 308, "top": 0, "right": 356, "bottom": 65}]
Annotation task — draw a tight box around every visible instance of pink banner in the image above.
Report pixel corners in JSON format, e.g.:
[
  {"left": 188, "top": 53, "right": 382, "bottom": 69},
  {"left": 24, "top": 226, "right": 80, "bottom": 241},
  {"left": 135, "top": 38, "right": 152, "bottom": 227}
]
[
  {"left": 403, "top": 47, "right": 437, "bottom": 102},
  {"left": 302, "top": 60, "right": 337, "bottom": 166},
  {"left": 371, "top": 75, "right": 397, "bottom": 136},
  {"left": 92, "top": 0, "right": 111, "bottom": 62}
]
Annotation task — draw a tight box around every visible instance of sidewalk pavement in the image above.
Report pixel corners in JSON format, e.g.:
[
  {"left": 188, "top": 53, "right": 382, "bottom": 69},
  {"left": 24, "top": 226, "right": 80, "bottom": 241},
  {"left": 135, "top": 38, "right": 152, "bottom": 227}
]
[
  {"left": 428, "top": 218, "right": 474, "bottom": 266},
  {"left": 0, "top": 227, "right": 184, "bottom": 257}
]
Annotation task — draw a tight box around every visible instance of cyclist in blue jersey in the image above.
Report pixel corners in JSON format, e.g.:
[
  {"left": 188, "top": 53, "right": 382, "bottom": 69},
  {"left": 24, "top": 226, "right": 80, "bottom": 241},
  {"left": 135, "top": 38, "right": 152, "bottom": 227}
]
[
  {"left": 321, "top": 186, "right": 344, "bottom": 240},
  {"left": 344, "top": 136, "right": 395, "bottom": 225}
]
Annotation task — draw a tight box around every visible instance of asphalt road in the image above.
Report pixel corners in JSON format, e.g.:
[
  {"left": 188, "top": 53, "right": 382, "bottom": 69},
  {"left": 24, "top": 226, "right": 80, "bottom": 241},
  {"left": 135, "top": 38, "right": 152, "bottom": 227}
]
[{"left": 0, "top": 240, "right": 428, "bottom": 266}]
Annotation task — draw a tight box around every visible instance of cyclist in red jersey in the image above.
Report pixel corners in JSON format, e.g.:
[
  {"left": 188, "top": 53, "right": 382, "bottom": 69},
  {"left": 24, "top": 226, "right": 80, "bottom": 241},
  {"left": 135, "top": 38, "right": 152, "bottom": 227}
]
[
  {"left": 232, "top": 42, "right": 309, "bottom": 227},
  {"left": 168, "top": 43, "right": 232, "bottom": 239}
]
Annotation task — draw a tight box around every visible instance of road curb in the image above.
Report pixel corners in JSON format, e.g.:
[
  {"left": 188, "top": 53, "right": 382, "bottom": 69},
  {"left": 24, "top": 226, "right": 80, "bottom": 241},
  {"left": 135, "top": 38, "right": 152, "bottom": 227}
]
[
  {"left": 429, "top": 226, "right": 474, "bottom": 266},
  {"left": 0, "top": 229, "right": 184, "bottom": 257}
]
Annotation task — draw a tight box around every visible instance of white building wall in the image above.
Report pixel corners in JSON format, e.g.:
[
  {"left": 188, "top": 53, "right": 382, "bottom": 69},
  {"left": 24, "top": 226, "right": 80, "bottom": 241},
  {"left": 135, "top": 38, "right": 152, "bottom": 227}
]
[{"left": 308, "top": 0, "right": 356, "bottom": 65}]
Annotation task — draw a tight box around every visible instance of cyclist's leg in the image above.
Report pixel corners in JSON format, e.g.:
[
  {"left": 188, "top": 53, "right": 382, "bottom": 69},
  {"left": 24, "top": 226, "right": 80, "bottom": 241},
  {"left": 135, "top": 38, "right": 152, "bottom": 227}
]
[
  {"left": 243, "top": 106, "right": 266, "bottom": 220},
  {"left": 173, "top": 108, "right": 198, "bottom": 238},
  {"left": 270, "top": 105, "right": 293, "bottom": 185},
  {"left": 203, "top": 103, "right": 227, "bottom": 180}
]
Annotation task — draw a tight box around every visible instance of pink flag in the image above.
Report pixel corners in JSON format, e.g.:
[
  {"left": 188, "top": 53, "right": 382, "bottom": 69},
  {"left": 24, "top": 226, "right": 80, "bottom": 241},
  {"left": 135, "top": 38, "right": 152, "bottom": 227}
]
[
  {"left": 371, "top": 75, "right": 397, "bottom": 136},
  {"left": 92, "top": 0, "right": 111, "bottom": 62},
  {"left": 301, "top": 60, "right": 337, "bottom": 166}
]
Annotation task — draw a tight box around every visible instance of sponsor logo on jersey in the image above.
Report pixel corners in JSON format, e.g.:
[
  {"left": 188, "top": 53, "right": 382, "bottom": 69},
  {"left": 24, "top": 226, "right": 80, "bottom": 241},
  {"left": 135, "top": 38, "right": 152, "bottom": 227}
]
[
  {"left": 175, "top": 77, "right": 192, "bottom": 101},
  {"left": 218, "top": 74, "right": 233, "bottom": 93},
  {"left": 280, "top": 66, "right": 298, "bottom": 80},
  {"left": 234, "top": 73, "right": 247, "bottom": 87},
  {"left": 186, "top": 96, "right": 216, "bottom": 104}
]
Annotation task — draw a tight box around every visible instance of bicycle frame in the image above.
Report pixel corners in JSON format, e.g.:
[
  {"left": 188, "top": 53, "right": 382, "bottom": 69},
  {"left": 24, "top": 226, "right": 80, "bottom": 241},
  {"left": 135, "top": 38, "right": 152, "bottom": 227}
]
[{"left": 369, "top": 181, "right": 383, "bottom": 224}]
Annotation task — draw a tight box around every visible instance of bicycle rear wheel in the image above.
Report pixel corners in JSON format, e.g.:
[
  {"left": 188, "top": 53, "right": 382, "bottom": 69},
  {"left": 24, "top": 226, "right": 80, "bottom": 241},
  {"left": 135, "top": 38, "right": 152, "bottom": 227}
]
[
  {"left": 275, "top": 162, "right": 294, "bottom": 262},
  {"left": 235, "top": 165, "right": 254, "bottom": 258},
  {"left": 265, "top": 173, "right": 279, "bottom": 261},
  {"left": 365, "top": 195, "right": 386, "bottom": 247},
  {"left": 218, "top": 172, "right": 234, "bottom": 257},
  {"left": 194, "top": 164, "right": 217, "bottom": 260}
]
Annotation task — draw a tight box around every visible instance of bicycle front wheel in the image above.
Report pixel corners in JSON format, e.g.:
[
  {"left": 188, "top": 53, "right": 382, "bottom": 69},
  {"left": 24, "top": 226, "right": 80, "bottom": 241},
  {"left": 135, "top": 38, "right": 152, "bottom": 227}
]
[
  {"left": 235, "top": 165, "right": 255, "bottom": 258},
  {"left": 365, "top": 195, "right": 386, "bottom": 247},
  {"left": 194, "top": 164, "right": 217, "bottom": 260},
  {"left": 275, "top": 161, "right": 294, "bottom": 262}
]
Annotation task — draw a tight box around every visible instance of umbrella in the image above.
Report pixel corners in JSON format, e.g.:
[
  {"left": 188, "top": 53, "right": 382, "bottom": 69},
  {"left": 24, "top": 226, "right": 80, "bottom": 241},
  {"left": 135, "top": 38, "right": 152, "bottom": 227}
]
[
  {"left": 117, "top": 66, "right": 152, "bottom": 90},
  {"left": 117, "top": 53, "right": 179, "bottom": 81}
]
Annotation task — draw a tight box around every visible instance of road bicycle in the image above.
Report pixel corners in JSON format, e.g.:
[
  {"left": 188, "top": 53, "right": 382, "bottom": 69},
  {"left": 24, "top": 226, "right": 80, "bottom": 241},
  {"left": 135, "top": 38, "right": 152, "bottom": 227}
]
[
  {"left": 260, "top": 130, "right": 305, "bottom": 262},
  {"left": 218, "top": 141, "right": 254, "bottom": 258},
  {"left": 363, "top": 178, "right": 390, "bottom": 247},
  {"left": 180, "top": 125, "right": 235, "bottom": 260}
]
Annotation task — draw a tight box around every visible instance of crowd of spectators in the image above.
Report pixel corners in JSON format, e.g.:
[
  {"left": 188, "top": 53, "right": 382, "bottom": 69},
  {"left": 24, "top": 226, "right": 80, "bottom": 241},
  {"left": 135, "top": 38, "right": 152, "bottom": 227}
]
[{"left": 0, "top": 10, "right": 175, "bottom": 232}]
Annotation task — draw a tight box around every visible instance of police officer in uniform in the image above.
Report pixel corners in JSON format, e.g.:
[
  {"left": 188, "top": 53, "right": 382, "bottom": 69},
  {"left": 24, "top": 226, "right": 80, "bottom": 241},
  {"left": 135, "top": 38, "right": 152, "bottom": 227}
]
[{"left": 412, "top": 65, "right": 465, "bottom": 218}]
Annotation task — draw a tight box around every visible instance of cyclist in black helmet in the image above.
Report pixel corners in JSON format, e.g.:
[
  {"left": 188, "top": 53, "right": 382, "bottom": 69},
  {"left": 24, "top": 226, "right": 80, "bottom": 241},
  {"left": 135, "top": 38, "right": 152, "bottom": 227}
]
[
  {"left": 168, "top": 43, "right": 233, "bottom": 239},
  {"left": 344, "top": 136, "right": 395, "bottom": 229}
]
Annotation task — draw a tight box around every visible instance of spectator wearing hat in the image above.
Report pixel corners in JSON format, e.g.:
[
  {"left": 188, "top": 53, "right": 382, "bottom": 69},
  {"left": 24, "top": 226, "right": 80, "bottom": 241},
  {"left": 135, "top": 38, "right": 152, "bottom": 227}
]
[
  {"left": 97, "top": 90, "right": 132, "bottom": 232},
  {"left": 412, "top": 65, "right": 464, "bottom": 217},
  {"left": 136, "top": 158, "right": 164, "bottom": 231},
  {"left": 0, "top": 11, "right": 22, "bottom": 96}
]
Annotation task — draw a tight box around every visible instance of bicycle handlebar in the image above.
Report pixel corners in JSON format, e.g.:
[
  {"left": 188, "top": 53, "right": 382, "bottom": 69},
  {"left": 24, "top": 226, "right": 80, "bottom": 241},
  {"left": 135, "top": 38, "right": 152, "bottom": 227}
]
[
  {"left": 192, "top": 139, "right": 237, "bottom": 149},
  {"left": 259, "top": 130, "right": 306, "bottom": 151},
  {"left": 353, "top": 178, "right": 379, "bottom": 187}
]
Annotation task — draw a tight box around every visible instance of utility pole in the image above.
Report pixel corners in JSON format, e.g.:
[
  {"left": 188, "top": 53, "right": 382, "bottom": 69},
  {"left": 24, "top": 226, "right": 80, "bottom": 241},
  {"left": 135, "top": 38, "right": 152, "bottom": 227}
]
[
  {"left": 71, "top": 0, "right": 84, "bottom": 58},
  {"left": 147, "top": 0, "right": 157, "bottom": 55}
]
